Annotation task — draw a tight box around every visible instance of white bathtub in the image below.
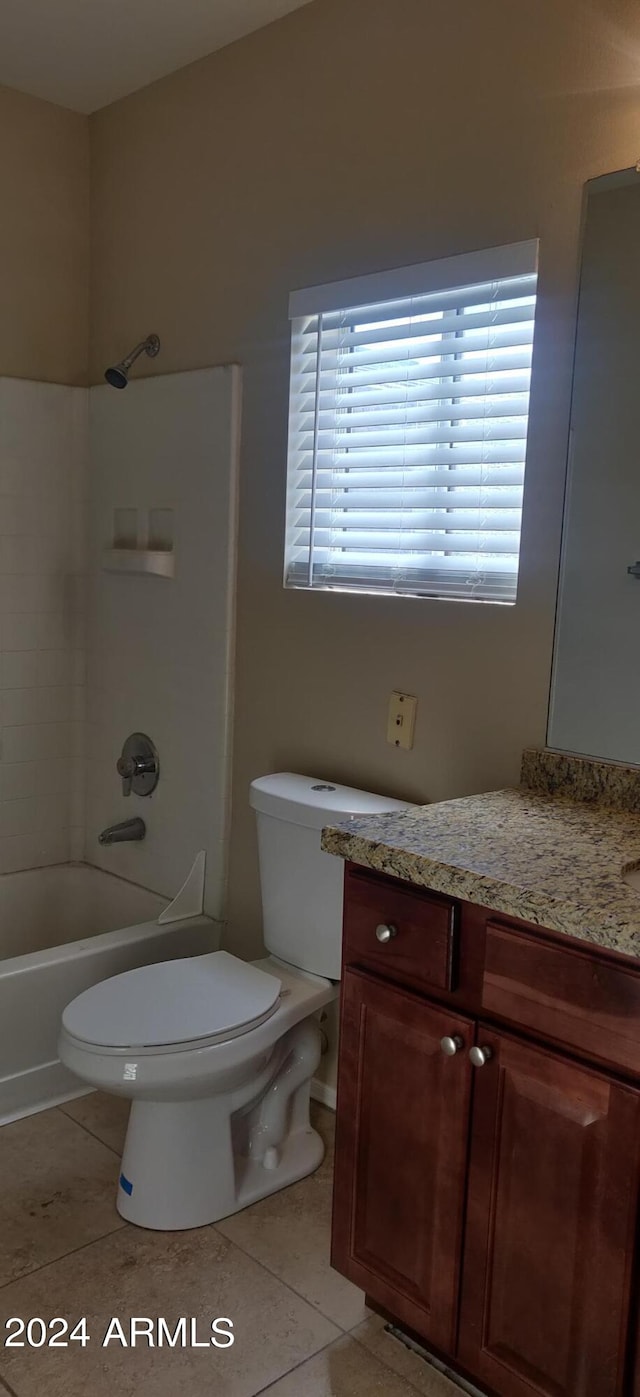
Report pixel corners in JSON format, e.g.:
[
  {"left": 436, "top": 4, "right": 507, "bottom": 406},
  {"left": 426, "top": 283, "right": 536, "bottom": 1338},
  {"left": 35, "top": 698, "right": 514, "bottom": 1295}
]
[{"left": 0, "top": 863, "right": 218, "bottom": 1125}]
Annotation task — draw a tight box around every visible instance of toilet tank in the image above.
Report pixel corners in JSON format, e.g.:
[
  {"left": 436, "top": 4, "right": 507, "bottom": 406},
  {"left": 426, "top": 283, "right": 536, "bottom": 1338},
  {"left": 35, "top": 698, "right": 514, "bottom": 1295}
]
[{"left": 249, "top": 774, "right": 412, "bottom": 980}]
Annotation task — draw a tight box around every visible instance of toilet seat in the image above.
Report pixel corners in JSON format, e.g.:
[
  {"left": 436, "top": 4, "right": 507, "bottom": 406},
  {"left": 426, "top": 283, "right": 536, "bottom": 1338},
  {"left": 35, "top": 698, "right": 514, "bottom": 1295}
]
[{"left": 61, "top": 951, "right": 282, "bottom": 1051}]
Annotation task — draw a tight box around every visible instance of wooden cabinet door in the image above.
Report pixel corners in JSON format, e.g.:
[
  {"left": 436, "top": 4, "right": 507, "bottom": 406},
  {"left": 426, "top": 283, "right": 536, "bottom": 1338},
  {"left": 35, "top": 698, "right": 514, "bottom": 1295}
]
[
  {"left": 459, "top": 1029, "right": 640, "bottom": 1397},
  {"left": 331, "top": 967, "right": 473, "bottom": 1352}
]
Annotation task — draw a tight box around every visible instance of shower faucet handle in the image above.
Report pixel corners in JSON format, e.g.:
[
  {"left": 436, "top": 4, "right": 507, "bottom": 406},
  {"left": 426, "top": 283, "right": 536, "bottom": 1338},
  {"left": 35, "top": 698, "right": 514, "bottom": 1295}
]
[
  {"left": 116, "top": 733, "right": 159, "bottom": 798},
  {"left": 117, "top": 753, "right": 156, "bottom": 791}
]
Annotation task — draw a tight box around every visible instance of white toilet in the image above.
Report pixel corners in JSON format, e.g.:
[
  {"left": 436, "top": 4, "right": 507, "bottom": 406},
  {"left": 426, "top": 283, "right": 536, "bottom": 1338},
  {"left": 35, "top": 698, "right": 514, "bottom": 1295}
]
[{"left": 59, "top": 774, "right": 408, "bottom": 1230}]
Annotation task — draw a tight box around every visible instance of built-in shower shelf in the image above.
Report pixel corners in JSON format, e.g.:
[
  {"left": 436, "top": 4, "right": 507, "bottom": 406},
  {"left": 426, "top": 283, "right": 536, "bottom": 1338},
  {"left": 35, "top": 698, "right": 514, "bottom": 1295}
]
[{"left": 102, "top": 548, "right": 175, "bottom": 578}]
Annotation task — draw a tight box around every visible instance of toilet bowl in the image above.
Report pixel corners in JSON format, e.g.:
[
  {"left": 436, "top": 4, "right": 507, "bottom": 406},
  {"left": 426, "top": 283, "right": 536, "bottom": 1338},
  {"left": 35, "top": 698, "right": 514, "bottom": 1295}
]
[
  {"left": 59, "top": 774, "right": 410, "bottom": 1230},
  {"left": 60, "top": 951, "right": 334, "bottom": 1229}
]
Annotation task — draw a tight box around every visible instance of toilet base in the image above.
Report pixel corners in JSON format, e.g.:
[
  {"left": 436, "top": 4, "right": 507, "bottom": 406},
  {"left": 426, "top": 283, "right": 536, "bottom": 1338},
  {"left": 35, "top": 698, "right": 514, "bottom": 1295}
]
[
  {"left": 116, "top": 1018, "right": 325, "bottom": 1230},
  {"left": 117, "top": 1105, "right": 325, "bottom": 1230}
]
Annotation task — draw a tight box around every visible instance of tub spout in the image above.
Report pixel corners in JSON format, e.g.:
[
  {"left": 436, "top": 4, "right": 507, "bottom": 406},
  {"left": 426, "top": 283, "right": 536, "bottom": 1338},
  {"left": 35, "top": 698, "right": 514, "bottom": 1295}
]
[{"left": 98, "top": 817, "right": 146, "bottom": 845}]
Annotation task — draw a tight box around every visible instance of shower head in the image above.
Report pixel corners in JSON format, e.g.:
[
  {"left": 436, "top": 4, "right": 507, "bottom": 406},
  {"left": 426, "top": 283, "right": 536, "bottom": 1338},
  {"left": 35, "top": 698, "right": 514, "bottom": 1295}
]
[
  {"left": 104, "top": 333, "right": 160, "bottom": 389},
  {"left": 104, "top": 363, "right": 129, "bottom": 390}
]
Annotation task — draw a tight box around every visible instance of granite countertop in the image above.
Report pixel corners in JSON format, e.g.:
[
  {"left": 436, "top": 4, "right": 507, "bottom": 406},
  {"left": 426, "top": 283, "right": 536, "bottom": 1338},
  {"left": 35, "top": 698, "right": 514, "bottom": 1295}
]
[{"left": 321, "top": 785, "right": 640, "bottom": 959}]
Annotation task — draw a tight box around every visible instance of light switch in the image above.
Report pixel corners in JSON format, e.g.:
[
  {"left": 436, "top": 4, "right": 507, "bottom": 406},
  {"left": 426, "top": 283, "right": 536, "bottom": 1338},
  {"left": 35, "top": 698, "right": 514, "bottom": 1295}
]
[{"left": 387, "top": 691, "right": 417, "bottom": 750}]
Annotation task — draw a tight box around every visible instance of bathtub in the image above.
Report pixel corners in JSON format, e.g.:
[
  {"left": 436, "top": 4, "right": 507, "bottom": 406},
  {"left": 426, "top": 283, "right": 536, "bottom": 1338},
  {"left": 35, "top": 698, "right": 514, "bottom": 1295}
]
[{"left": 0, "top": 863, "right": 218, "bottom": 1125}]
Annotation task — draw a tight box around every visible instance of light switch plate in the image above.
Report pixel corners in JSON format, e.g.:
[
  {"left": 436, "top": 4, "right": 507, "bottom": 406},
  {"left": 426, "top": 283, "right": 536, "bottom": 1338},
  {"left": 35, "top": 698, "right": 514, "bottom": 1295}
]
[{"left": 387, "top": 691, "right": 417, "bottom": 750}]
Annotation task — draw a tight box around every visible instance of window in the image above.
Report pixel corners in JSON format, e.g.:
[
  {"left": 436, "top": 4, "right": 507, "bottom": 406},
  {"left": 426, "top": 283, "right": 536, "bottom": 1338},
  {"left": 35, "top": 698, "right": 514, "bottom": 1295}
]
[{"left": 284, "top": 240, "right": 538, "bottom": 603}]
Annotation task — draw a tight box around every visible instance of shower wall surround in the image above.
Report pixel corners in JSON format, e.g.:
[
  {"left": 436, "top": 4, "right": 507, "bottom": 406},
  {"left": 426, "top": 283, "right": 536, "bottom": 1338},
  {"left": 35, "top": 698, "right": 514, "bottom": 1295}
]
[
  {"left": 86, "top": 367, "right": 240, "bottom": 918},
  {"left": 0, "top": 378, "right": 87, "bottom": 873},
  {"left": 0, "top": 368, "right": 239, "bottom": 917}
]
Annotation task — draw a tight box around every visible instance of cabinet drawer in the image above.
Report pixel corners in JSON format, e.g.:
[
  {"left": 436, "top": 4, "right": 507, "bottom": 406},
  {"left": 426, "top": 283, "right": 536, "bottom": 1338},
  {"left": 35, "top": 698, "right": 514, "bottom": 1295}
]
[
  {"left": 343, "top": 867, "right": 458, "bottom": 992},
  {"left": 483, "top": 921, "right": 640, "bottom": 1075}
]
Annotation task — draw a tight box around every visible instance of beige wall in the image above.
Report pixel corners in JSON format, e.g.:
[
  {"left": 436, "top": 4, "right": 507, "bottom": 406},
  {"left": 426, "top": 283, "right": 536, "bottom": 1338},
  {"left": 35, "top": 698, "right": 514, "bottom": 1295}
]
[
  {"left": 89, "top": 0, "right": 640, "bottom": 957},
  {"left": 0, "top": 84, "right": 89, "bottom": 384}
]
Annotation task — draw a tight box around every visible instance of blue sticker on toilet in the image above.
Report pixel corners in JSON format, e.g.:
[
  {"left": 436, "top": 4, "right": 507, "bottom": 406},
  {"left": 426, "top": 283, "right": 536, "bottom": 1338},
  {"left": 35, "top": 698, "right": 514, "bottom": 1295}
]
[{"left": 119, "top": 1173, "right": 133, "bottom": 1196}]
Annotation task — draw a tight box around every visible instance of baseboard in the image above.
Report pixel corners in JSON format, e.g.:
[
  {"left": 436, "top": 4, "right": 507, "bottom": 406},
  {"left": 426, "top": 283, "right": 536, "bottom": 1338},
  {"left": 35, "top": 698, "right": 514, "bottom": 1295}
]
[
  {"left": 311, "top": 1078, "right": 336, "bottom": 1111},
  {"left": 0, "top": 1059, "right": 90, "bottom": 1128}
]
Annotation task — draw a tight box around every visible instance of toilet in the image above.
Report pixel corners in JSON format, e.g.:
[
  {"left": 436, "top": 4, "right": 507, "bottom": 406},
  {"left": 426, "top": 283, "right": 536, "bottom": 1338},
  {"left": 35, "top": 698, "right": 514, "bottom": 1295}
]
[{"left": 58, "top": 773, "right": 408, "bottom": 1230}]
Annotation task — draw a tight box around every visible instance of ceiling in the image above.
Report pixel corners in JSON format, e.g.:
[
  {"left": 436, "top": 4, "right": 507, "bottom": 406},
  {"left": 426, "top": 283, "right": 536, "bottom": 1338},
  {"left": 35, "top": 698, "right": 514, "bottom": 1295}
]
[{"left": 0, "top": 0, "right": 314, "bottom": 114}]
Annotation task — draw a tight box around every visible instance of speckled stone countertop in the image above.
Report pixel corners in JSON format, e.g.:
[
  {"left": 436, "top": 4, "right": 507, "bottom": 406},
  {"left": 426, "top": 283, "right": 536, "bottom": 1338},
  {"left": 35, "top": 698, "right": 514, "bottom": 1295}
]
[{"left": 321, "top": 782, "right": 640, "bottom": 959}]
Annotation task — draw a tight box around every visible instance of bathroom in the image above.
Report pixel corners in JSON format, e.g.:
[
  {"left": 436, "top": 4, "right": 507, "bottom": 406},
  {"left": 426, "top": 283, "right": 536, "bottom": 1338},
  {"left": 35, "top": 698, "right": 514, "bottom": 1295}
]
[{"left": 1, "top": 0, "right": 640, "bottom": 1393}]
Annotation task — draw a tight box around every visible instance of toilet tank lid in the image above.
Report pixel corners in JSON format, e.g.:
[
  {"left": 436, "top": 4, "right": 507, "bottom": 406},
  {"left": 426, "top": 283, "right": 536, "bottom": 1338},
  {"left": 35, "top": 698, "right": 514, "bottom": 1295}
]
[{"left": 250, "top": 773, "right": 413, "bottom": 830}]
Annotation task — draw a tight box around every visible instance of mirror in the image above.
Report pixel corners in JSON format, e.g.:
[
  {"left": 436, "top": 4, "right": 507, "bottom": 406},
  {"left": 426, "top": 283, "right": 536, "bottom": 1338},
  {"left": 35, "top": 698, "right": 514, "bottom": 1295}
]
[{"left": 548, "top": 167, "right": 640, "bottom": 764}]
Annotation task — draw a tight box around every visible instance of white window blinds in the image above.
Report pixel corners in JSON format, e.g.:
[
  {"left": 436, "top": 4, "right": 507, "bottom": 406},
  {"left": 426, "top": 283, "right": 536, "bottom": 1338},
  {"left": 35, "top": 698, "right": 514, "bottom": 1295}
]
[{"left": 284, "top": 240, "right": 538, "bottom": 603}]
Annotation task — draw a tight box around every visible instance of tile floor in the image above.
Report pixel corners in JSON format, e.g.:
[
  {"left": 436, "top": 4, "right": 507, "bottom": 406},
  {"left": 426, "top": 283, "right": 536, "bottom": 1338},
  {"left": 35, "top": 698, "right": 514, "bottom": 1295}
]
[{"left": 0, "top": 1095, "right": 461, "bottom": 1396}]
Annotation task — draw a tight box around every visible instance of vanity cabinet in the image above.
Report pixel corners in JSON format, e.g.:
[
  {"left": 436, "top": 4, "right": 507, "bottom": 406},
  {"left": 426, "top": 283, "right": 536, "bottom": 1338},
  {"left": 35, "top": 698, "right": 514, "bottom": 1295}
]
[
  {"left": 459, "top": 1029, "right": 640, "bottom": 1397},
  {"left": 333, "top": 967, "right": 473, "bottom": 1352},
  {"left": 331, "top": 864, "right": 640, "bottom": 1397}
]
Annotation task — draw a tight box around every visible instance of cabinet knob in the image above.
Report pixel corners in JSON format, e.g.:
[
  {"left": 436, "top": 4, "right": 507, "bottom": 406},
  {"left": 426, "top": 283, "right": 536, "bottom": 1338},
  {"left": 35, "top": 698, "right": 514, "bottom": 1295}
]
[
  {"left": 375, "top": 923, "right": 397, "bottom": 944},
  {"left": 469, "top": 1045, "right": 493, "bottom": 1068},
  {"left": 440, "top": 1035, "right": 464, "bottom": 1057}
]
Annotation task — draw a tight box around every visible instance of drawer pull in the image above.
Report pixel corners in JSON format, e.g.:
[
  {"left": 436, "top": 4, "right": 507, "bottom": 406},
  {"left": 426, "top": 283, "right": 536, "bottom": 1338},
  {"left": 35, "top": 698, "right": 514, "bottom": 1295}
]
[
  {"left": 375, "top": 923, "right": 397, "bottom": 944},
  {"left": 440, "top": 1035, "right": 464, "bottom": 1057},
  {"left": 469, "top": 1045, "right": 493, "bottom": 1068}
]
